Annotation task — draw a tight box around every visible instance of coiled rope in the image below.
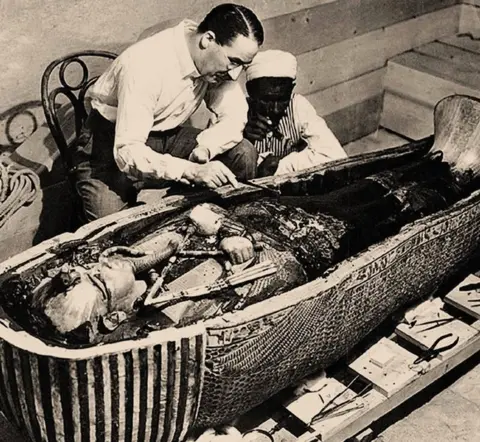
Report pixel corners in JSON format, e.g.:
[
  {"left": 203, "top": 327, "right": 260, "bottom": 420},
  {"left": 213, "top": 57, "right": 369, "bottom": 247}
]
[{"left": 0, "top": 161, "right": 40, "bottom": 230}]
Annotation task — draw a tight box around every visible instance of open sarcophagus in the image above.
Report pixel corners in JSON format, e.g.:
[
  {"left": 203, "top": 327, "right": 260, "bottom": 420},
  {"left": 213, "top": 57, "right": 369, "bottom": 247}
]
[{"left": 1, "top": 95, "right": 480, "bottom": 442}]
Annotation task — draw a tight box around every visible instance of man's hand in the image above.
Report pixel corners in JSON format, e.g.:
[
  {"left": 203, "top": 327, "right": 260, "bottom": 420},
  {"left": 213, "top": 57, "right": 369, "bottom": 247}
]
[
  {"left": 244, "top": 113, "right": 272, "bottom": 143},
  {"left": 219, "top": 236, "right": 255, "bottom": 265},
  {"left": 189, "top": 147, "right": 211, "bottom": 164},
  {"left": 182, "top": 161, "right": 239, "bottom": 189}
]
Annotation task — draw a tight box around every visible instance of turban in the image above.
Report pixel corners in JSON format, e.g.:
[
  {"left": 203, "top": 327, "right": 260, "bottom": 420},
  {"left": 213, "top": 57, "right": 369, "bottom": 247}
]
[{"left": 246, "top": 50, "right": 297, "bottom": 82}]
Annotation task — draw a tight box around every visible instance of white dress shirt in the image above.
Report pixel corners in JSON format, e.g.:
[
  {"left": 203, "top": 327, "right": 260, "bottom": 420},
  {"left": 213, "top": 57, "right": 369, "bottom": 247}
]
[
  {"left": 254, "top": 94, "right": 347, "bottom": 175},
  {"left": 88, "top": 20, "right": 248, "bottom": 181}
]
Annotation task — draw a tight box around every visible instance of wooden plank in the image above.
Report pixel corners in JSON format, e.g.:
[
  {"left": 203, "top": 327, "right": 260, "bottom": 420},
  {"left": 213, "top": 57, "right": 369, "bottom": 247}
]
[
  {"left": 295, "top": 6, "right": 460, "bottom": 95},
  {"left": 414, "top": 41, "right": 480, "bottom": 70},
  {"left": 349, "top": 338, "right": 418, "bottom": 397},
  {"left": 445, "top": 273, "right": 480, "bottom": 320},
  {"left": 343, "top": 129, "right": 409, "bottom": 157},
  {"left": 261, "top": 0, "right": 457, "bottom": 56},
  {"left": 380, "top": 93, "right": 433, "bottom": 140},
  {"left": 383, "top": 55, "right": 480, "bottom": 108},
  {"left": 440, "top": 34, "right": 480, "bottom": 55},
  {"left": 299, "top": 331, "right": 480, "bottom": 442},
  {"left": 324, "top": 95, "right": 383, "bottom": 145}
]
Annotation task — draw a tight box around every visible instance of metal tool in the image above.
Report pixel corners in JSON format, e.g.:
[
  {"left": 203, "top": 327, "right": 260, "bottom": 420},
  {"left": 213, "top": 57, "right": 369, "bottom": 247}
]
[
  {"left": 309, "top": 376, "right": 370, "bottom": 425},
  {"left": 412, "top": 333, "right": 459, "bottom": 365},
  {"left": 311, "top": 403, "right": 366, "bottom": 424},
  {"left": 240, "top": 180, "right": 282, "bottom": 196},
  {"left": 460, "top": 282, "right": 480, "bottom": 291},
  {"left": 410, "top": 316, "right": 455, "bottom": 332}
]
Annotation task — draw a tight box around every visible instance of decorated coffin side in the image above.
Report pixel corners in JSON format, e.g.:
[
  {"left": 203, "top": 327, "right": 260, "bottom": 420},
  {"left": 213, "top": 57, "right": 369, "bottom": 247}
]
[{"left": 0, "top": 95, "right": 479, "bottom": 441}]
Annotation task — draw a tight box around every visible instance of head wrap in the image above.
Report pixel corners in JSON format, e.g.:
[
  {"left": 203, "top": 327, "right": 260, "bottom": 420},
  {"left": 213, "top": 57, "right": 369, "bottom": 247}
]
[{"left": 246, "top": 50, "right": 297, "bottom": 82}]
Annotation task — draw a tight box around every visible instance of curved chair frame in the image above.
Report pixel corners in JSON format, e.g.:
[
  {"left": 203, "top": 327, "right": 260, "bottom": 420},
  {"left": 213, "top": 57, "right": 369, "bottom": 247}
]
[{"left": 41, "top": 50, "right": 118, "bottom": 172}]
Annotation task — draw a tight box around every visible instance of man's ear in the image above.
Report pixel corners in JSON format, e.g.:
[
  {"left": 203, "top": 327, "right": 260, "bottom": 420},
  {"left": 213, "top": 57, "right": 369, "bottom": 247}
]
[{"left": 199, "top": 31, "right": 216, "bottom": 49}]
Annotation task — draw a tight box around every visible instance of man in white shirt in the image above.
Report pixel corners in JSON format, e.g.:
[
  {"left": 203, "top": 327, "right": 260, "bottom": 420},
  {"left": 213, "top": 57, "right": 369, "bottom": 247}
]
[
  {"left": 73, "top": 4, "right": 263, "bottom": 223},
  {"left": 243, "top": 50, "right": 347, "bottom": 177}
]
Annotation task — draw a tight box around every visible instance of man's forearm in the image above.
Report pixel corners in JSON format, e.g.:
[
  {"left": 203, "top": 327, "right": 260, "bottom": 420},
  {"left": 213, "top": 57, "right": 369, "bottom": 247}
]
[{"left": 114, "top": 142, "right": 191, "bottom": 182}]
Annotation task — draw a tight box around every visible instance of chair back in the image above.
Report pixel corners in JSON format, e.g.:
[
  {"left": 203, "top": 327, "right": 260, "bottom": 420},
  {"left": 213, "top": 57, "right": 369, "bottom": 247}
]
[{"left": 41, "top": 50, "right": 117, "bottom": 171}]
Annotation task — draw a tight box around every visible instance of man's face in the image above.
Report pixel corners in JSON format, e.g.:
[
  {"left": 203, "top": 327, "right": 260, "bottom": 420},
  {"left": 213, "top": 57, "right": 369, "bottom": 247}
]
[
  {"left": 200, "top": 33, "right": 259, "bottom": 84},
  {"left": 247, "top": 77, "right": 295, "bottom": 126}
]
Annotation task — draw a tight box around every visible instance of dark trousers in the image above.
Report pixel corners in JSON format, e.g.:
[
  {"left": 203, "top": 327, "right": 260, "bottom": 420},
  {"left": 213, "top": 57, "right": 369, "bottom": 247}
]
[{"left": 72, "top": 110, "right": 257, "bottom": 224}]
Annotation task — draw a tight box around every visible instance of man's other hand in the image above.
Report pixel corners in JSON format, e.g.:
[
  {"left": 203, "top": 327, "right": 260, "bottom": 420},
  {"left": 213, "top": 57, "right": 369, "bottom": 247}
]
[
  {"left": 182, "top": 161, "right": 239, "bottom": 189},
  {"left": 244, "top": 113, "right": 272, "bottom": 143},
  {"left": 189, "top": 147, "right": 211, "bottom": 164}
]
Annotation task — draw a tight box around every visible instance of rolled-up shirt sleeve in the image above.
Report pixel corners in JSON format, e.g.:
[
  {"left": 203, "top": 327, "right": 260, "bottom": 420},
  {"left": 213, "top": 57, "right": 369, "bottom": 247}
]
[
  {"left": 196, "top": 80, "right": 248, "bottom": 159},
  {"left": 113, "top": 58, "right": 190, "bottom": 182},
  {"left": 276, "top": 95, "right": 347, "bottom": 175}
]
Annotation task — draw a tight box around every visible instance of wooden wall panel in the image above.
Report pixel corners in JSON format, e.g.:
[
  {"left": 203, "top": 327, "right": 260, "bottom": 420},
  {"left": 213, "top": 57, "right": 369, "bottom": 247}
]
[
  {"left": 306, "top": 69, "right": 386, "bottom": 116},
  {"left": 262, "top": 0, "right": 457, "bottom": 55},
  {"left": 324, "top": 95, "right": 384, "bottom": 145},
  {"left": 295, "top": 6, "right": 459, "bottom": 95},
  {"left": 381, "top": 93, "right": 433, "bottom": 140}
]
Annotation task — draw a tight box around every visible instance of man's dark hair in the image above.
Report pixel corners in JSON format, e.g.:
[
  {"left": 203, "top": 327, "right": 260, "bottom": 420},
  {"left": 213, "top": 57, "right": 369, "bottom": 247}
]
[{"left": 198, "top": 3, "right": 264, "bottom": 47}]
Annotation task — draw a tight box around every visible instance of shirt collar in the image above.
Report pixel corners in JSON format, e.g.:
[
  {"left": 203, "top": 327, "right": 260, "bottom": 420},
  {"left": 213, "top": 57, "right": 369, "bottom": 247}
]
[{"left": 174, "top": 19, "right": 202, "bottom": 79}]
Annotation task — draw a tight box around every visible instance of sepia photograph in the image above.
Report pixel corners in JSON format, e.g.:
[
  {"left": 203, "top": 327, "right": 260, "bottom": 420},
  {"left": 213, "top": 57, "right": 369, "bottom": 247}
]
[{"left": 0, "top": 1, "right": 480, "bottom": 441}]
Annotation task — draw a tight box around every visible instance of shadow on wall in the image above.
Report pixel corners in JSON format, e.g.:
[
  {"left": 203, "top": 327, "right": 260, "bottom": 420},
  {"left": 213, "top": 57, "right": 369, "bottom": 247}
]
[{"left": 0, "top": 100, "right": 43, "bottom": 154}]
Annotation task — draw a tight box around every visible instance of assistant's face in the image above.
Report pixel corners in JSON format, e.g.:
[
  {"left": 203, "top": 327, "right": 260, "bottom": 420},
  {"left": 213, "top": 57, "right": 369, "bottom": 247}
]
[{"left": 247, "top": 77, "right": 295, "bottom": 125}]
